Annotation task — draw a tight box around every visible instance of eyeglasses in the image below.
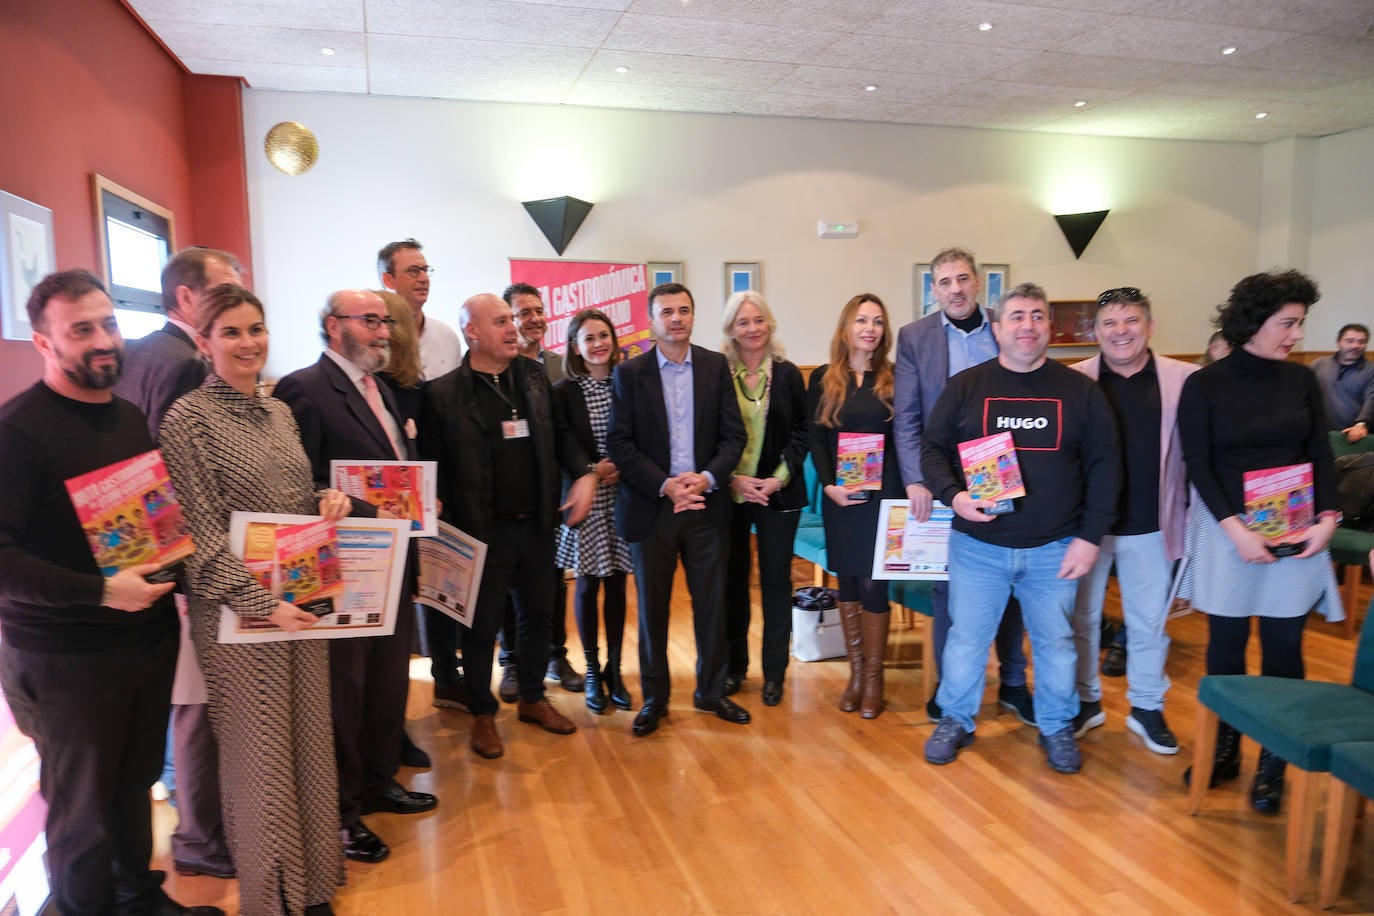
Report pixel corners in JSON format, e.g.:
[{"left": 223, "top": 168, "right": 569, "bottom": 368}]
[
  {"left": 335, "top": 313, "right": 397, "bottom": 330},
  {"left": 401, "top": 266, "right": 434, "bottom": 278},
  {"left": 1097, "top": 287, "right": 1144, "bottom": 307}
]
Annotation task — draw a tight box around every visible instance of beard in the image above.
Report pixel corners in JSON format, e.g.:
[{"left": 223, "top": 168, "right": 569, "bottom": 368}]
[
  {"left": 341, "top": 326, "right": 390, "bottom": 374},
  {"left": 60, "top": 346, "right": 123, "bottom": 389}
]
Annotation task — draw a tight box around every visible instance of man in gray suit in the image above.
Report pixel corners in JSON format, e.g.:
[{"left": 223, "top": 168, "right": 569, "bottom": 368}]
[
  {"left": 112, "top": 246, "right": 240, "bottom": 880},
  {"left": 893, "top": 247, "right": 1033, "bottom": 725}
]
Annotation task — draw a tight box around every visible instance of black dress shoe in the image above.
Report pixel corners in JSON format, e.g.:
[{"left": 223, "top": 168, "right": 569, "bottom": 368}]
[
  {"left": 400, "top": 730, "right": 431, "bottom": 768},
  {"left": 362, "top": 780, "right": 438, "bottom": 815},
  {"left": 694, "top": 696, "right": 752, "bottom": 724},
  {"left": 155, "top": 901, "right": 226, "bottom": 916},
  {"left": 723, "top": 673, "right": 743, "bottom": 696},
  {"left": 632, "top": 704, "right": 668, "bottom": 737},
  {"left": 761, "top": 680, "right": 783, "bottom": 707},
  {"left": 304, "top": 904, "right": 334, "bottom": 916},
  {"left": 173, "top": 854, "right": 236, "bottom": 879},
  {"left": 342, "top": 821, "right": 390, "bottom": 863}
]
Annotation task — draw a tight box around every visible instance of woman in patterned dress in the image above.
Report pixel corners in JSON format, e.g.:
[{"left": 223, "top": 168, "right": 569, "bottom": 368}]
[
  {"left": 719, "top": 291, "right": 809, "bottom": 707},
  {"left": 160, "top": 284, "right": 351, "bottom": 916},
  {"left": 554, "top": 309, "right": 634, "bottom": 713}
]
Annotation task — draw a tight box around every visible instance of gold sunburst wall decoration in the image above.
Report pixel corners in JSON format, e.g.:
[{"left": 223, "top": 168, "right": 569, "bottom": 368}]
[{"left": 264, "top": 122, "right": 319, "bottom": 176}]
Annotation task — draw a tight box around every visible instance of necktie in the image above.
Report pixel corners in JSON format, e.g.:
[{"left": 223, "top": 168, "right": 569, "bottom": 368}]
[{"left": 362, "top": 374, "right": 404, "bottom": 460}]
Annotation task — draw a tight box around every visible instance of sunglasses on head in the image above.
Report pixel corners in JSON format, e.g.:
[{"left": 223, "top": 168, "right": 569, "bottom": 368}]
[{"left": 1097, "top": 287, "right": 1144, "bottom": 307}]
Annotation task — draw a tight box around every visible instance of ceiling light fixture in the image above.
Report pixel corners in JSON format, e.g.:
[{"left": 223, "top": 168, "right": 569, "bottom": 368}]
[
  {"left": 1255, "top": 111, "right": 1268, "bottom": 119},
  {"left": 1074, "top": 100, "right": 1087, "bottom": 107},
  {"left": 615, "top": 65, "right": 628, "bottom": 73},
  {"left": 978, "top": 22, "right": 993, "bottom": 31},
  {"left": 320, "top": 47, "right": 335, "bottom": 56},
  {"left": 1221, "top": 46, "right": 1236, "bottom": 55},
  {"left": 864, "top": 84, "right": 878, "bottom": 92}
]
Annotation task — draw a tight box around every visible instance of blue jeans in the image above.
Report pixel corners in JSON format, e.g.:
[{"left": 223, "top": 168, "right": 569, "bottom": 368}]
[
  {"left": 936, "top": 531, "right": 1079, "bottom": 735},
  {"left": 1071, "top": 531, "right": 1172, "bottom": 710}
]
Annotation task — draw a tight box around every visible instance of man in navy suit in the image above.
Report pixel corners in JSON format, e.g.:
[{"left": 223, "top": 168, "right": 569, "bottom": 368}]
[
  {"left": 607, "top": 283, "right": 749, "bottom": 737},
  {"left": 274, "top": 289, "right": 437, "bottom": 866},
  {"left": 113, "top": 246, "right": 240, "bottom": 881}
]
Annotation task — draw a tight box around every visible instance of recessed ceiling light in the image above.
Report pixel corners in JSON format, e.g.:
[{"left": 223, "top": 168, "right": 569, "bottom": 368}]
[
  {"left": 320, "top": 47, "right": 335, "bottom": 56},
  {"left": 1255, "top": 111, "right": 1268, "bottom": 119},
  {"left": 1221, "top": 46, "right": 1236, "bottom": 55},
  {"left": 1074, "top": 100, "right": 1087, "bottom": 107},
  {"left": 978, "top": 22, "right": 993, "bottom": 31},
  {"left": 864, "top": 84, "right": 878, "bottom": 92},
  {"left": 615, "top": 65, "right": 629, "bottom": 73}
]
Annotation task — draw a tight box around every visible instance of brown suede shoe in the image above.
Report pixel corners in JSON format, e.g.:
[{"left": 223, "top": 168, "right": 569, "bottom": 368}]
[
  {"left": 517, "top": 697, "right": 577, "bottom": 735},
  {"left": 470, "top": 714, "right": 504, "bottom": 759}
]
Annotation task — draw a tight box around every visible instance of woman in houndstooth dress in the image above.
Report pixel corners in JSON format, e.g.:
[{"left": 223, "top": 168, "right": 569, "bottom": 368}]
[
  {"left": 554, "top": 309, "right": 634, "bottom": 713},
  {"left": 160, "top": 285, "right": 349, "bottom": 916}
]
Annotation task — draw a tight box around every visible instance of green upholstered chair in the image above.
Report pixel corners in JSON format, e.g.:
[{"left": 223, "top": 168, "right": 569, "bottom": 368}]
[
  {"left": 1190, "top": 598, "right": 1374, "bottom": 902},
  {"left": 1328, "top": 430, "right": 1374, "bottom": 637},
  {"left": 793, "top": 455, "right": 831, "bottom": 585},
  {"left": 1318, "top": 740, "right": 1374, "bottom": 907}
]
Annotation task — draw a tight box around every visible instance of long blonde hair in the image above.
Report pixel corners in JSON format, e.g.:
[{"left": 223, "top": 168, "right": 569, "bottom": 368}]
[
  {"left": 376, "top": 290, "right": 422, "bottom": 388},
  {"left": 816, "top": 293, "right": 893, "bottom": 428}
]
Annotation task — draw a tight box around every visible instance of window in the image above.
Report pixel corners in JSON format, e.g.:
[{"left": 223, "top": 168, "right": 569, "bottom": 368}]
[{"left": 92, "top": 174, "right": 175, "bottom": 340}]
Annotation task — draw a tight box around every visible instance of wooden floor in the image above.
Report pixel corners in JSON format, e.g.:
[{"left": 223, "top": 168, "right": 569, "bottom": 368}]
[{"left": 157, "top": 562, "right": 1374, "bottom": 915}]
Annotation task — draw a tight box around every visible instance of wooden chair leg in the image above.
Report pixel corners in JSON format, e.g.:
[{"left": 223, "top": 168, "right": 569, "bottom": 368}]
[
  {"left": 812, "top": 563, "right": 825, "bottom": 587},
  {"left": 1343, "top": 564, "right": 1359, "bottom": 639},
  {"left": 1190, "top": 707, "right": 1219, "bottom": 815},
  {"left": 1285, "top": 768, "right": 1323, "bottom": 903},
  {"left": 1318, "top": 777, "right": 1361, "bottom": 908},
  {"left": 920, "top": 616, "right": 936, "bottom": 705}
]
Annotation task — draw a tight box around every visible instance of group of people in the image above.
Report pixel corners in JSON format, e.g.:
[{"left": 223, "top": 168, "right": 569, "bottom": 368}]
[{"left": 0, "top": 235, "right": 1357, "bottom": 916}]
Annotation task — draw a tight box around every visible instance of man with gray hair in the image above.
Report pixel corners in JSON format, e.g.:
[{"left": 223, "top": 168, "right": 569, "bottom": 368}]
[
  {"left": 920, "top": 283, "right": 1120, "bottom": 775},
  {"left": 274, "top": 289, "right": 436, "bottom": 866}
]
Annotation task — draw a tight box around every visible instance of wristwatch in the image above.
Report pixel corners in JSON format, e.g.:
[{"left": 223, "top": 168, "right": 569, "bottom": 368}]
[{"left": 1319, "top": 510, "right": 1344, "bottom": 525}]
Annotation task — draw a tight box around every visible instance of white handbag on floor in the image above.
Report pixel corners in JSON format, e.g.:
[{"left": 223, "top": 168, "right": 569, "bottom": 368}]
[{"left": 791, "top": 587, "right": 845, "bottom": 662}]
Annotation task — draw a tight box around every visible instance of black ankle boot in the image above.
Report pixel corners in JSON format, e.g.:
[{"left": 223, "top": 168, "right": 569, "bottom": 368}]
[
  {"left": 584, "top": 651, "right": 608, "bottom": 713},
  {"left": 1251, "top": 747, "right": 1286, "bottom": 814},
  {"left": 604, "top": 651, "right": 632, "bottom": 710},
  {"left": 1184, "top": 722, "right": 1242, "bottom": 788}
]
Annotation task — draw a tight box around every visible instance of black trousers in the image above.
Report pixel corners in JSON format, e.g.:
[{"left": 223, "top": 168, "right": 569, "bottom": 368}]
[
  {"left": 499, "top": 567, "right": 569, "bottom": 666},
  {"left": 0, "top": 626, "right": 177, "bottom": 916},
  {"left": 631, "top": 501, "right": 729, "bottom": 708},
  {"left": 725, "top": 502, "right": 801, "bottom": 681},
  {"left": 453, "top": 518, "right": 556, "bottom": 715},
  {"left": 331, "top": 584, "right": 414, "bottom": 827}
]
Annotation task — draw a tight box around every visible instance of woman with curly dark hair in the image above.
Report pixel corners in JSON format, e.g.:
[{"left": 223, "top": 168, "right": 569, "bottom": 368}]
[{"left": 1177, "top": 268, "right": 1342, "bottom": 813}]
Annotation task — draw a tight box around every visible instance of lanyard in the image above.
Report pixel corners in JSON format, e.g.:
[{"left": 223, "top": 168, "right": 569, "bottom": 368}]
[{"left": 478, "top": 371, "right": 519, "bottom": 420}]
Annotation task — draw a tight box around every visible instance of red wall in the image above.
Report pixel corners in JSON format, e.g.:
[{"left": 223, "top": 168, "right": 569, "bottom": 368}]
[{"left": 0, "top": 0, "right": 250, "bottom": 403}]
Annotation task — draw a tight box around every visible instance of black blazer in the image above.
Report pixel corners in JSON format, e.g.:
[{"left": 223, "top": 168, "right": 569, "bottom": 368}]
[
  {"left": 606, "top": 345, "right": 746, "bottom": 542},
  {"left": 418, "top": 356, "right": 590, "bottom": 542},
  {"left": 273, "top": 354, "right": 417, "bottom": 519},
  {"left": 113, "top": 322, "right": 207, "bottom": 439},
  {"left": 739, "top": 358, "right": 810, "bottom": 512}
]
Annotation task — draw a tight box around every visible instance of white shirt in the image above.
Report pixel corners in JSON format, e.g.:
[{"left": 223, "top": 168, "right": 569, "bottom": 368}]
[{"left": 418, "top": 314, "right": 461, "bottom": 381}]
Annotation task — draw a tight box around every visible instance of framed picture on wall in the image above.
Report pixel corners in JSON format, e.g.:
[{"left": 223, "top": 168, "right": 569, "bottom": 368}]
[
  {"left": 0, "top": 189, "right": 56, "bottom": 341},
  {"left": 1049, "top": 300, "right": 1098, "bottom": 346},
  {"left": 724, "top": 261, "right": 760, "bottom": 299},
  {"left": 914, "top": 262, "right": 1011, "bottom": 318},
  {"left": 646, "top": 261, "right": 683, "bottom": 288}
]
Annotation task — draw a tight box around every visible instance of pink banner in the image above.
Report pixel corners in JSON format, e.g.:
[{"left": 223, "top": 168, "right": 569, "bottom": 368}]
[{"left": 508, "top": 260, "right": 653, "bottom": 358}]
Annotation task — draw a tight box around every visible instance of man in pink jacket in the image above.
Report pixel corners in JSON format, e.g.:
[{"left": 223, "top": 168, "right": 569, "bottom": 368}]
[{"left": 1070, "top": 287, "right": 1197, "bottom": 755}]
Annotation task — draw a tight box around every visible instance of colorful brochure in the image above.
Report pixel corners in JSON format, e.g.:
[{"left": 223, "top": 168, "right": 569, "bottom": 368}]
[
  {"left": 1242, "top": 463, "right": 1315, "bottom": 544},
  {"left": 871, "top": 498, "right": 953, "bottom": 580},
  {"left": 958, "top": 432, "right": 1025, "bottom": 513},
  {"left": 836, "top": 432, "right": 884, "bottom": 490},
  {"left": 416, "top": 521, "right": 488, "bottom": 628},
  {"left": 274, "top": 519, "right": 344, "bottom": 616},
  {"left": 330, "top": 460, "right": 437, "bottom": 537},
  {"left": 65, "top": 449, "right": 194, "bottom": 579}
]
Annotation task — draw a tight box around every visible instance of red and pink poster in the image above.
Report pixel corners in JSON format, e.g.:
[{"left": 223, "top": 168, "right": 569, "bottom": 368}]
[{"left": 508, "top": 260, "right": 654, "bottom": 358}]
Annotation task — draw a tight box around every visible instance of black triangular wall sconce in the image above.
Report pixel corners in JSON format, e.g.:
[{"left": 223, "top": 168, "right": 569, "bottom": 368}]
[
  {"left": 522, "top": 196, "right": 594, "bottom": 256},
  {"left": 1054, "top": 210, "right": 1110, "bottom": 259}
]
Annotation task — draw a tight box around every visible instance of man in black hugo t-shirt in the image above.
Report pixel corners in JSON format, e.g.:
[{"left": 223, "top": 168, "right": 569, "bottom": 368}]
[
  {"left": 0, "top": 270, "right": 222, "bottom": 916},
  {"left": 419, "top": 293, "right": 596, "bottom": 760},
  {"left": 920, "top": 283, "right": 1120, "bottom": 775}
]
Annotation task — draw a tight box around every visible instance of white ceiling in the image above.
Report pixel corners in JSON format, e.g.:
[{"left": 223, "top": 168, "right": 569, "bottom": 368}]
[{"left": 131, "top": 0, "right": 1374, "bottom": 143}]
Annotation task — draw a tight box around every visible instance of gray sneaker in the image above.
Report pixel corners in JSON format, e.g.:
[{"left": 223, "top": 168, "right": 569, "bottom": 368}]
[
  {"left": 1073, "top": 699, "right": 1106, "bottom": 738},
  {"left": 1038, "top": 726, "right": 1082, "bottom": 774},
  {"left": 998, "top": 685, "right": 1036, "bottom": 726},
  {"left": 1126, "top": 707, "right": 1180, "bottom": 755},
  {"left": 925, "top": 718, "right": 975, "bottom": 765}
]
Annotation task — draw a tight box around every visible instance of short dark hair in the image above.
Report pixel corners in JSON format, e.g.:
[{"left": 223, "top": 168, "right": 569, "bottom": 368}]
[
  {"left": 565, "top": 308, "right": 622, "bottom": 378},
  {"left": 27, "top": 269, "right": 107, "bottom": 332},
  {"left": 1338, "top": 323, "right": 1369, "bottom": 342},
  {"left": 161, "top": 247, "right": 241, "bottom": 314},
  {"left": 377, "top": 239, "right": 422, "bottom": 277},
  {"left": 196, "top": 284, "right": 265, "bottom": 338},
  {"left": 1215, "top": 269, "right": 1320, "bottom": 347},
  {"left": 648, "top": 282, "right": 693, "bottom": 312},
  {"left": 502, "top": 283, "right": 541, "bottom": 306}
]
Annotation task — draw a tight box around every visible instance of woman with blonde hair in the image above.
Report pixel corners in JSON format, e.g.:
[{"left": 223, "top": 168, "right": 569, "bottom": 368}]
[
  {"left": 807, "top": 293, "right": 902, "bottom": 717},
  {"left": 719, "top": 291, "right": 809, "bottom": 706}
]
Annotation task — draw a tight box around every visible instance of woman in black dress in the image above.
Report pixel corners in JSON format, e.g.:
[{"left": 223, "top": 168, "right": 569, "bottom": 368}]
[
  {"left": 808, "top": 293, "right": 902, "bottom": 718},
  {"left": 720, "top": 291, "right": 809, "bottom": 707}
]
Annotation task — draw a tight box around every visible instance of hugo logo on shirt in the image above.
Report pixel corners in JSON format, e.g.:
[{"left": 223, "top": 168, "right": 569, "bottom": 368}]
[{"left": 982, "top": 398, "right": 1062, "bottom": 450}]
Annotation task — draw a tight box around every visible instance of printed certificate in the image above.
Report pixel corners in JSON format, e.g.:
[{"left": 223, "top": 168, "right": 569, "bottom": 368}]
[
  {"left": 871, "top": 498, "right": 953, "bottom": 581},
  {"left": 416, "top": 521, "right": 487, "bottom": 628}
]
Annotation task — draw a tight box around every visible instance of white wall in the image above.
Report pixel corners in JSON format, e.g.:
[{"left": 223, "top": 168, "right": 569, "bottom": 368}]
[
  {"left": 1305, "top": 124, "right": 1374, "bottom": 348},
  {"left": 244, "top": 90, "right": 1282, "bottom": 377}
]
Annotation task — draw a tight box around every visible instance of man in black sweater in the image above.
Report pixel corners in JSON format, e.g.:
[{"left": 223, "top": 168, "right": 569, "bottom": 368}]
[
  {"left": 0, "top": 270, "right": 221, "bottom": 916},
  {"left": 920, "top": 282, "right": 1120, "bottom": 775}
]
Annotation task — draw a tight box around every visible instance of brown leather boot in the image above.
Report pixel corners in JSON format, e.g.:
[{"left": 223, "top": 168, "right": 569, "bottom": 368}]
[
  {"left": 859, "top": 610, "right": 891, "bottom": 719},
  {"left": 838, "top": 600, "right": 864, "bottom": 712}
]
